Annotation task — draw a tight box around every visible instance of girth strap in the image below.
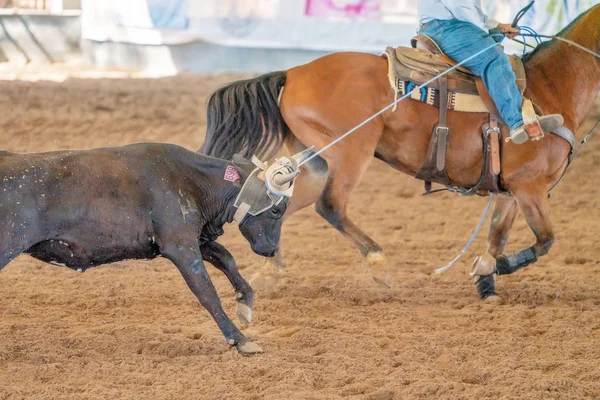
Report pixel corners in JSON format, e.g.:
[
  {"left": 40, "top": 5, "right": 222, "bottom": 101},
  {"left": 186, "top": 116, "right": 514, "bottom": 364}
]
[
  {"left": 436, "top": 76, "right": 450, "bottom": 171},
  {"left": 415, "top": 75, "right": 451, "bottom": 186},
  {"left": 479, "top": 118, "right": 502, "bottom": 194}
]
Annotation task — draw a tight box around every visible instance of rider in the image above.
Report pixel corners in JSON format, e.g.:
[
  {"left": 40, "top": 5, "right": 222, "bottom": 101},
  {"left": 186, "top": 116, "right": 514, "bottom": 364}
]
[{"left": 417, "top": 0, "right": 562, "bottom": 144}]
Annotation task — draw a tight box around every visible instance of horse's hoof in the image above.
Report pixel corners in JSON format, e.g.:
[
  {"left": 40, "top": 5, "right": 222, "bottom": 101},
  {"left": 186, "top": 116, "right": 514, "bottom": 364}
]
[
  {"left": 483, "top": 294, "right": 502, "bottom": 304},
  {"left": 236, "top": 302, "right": 253, "bottom": 327},
  {"left": 366, "top": 252, "right": 392, "bottom": 288},
  {"left": 235, "top": 340, "right": 263, "bottom": 355},
  {"left": 366, "top": 251, "right": 387, "bottom": 268},
  {"left": 471, "top": 255, "right": 498, "bottom": 300},
  {"left": 470, "top": 254, "right": 497, "bottom": 276}
]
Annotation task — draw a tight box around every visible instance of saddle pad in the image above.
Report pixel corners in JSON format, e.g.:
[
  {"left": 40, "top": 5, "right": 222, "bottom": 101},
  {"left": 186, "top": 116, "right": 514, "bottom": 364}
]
[
  {"left": 382, "top": 46, "right": 527, "bottom": 113},
  {"left": 395, "top": 79, "right": 488, "bottom": 113}
]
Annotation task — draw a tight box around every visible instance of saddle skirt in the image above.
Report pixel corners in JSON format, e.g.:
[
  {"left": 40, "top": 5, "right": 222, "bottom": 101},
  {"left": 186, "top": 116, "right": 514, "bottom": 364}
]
[{"left": 383, "top": 34, "right": 527, "bottom": 118}]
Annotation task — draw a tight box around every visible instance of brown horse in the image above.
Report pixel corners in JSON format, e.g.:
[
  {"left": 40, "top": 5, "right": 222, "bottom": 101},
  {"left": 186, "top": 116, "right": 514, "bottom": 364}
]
[{"left": 200, "top": 5, "right": 600, "bottom": 298}]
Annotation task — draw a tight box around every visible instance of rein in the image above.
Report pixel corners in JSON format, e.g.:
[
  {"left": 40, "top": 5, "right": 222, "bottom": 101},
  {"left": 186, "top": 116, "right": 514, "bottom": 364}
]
[{"left": 520, "top": 33, "right": 600, "bottom": 60}]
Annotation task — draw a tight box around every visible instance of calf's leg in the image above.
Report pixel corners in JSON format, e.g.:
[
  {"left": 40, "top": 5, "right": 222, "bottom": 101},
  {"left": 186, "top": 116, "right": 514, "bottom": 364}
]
[
  {"left": 201, "top": 241, "right": 254, "bottom": 327},
  {"left": 161, "top": 242, "right": 262, "bottom": 354}
]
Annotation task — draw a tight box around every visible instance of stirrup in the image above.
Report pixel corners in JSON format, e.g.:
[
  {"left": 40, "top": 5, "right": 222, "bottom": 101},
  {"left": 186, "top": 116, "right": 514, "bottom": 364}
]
[{"left": 506, "top": 114, "right": 564, "bottom": 144}]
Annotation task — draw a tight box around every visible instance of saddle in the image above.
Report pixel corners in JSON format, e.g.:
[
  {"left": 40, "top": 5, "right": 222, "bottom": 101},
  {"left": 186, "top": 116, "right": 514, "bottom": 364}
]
[{"left": 382, "top": 34, "right": 529, "bottom": 195}]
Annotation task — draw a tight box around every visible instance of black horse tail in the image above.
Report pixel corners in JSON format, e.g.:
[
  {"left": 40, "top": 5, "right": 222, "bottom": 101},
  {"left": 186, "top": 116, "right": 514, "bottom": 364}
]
[{"left": 200, "top": 71, "right": 289, "bottom": 160}]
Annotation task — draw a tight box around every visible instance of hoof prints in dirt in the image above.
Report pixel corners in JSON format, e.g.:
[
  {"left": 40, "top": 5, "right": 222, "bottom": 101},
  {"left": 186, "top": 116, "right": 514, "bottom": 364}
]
[{"left": 0, "top": 76, "right": 600, "bottom": 399}]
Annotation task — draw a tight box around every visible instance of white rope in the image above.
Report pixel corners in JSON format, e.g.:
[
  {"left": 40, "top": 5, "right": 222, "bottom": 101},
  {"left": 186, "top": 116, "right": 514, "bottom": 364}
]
[{"left": 435, "top": 193, "right": 495, "bottom": 275}]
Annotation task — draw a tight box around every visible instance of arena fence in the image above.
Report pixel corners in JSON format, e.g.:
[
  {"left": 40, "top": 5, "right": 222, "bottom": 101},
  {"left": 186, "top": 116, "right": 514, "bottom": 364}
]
[{"left": 0, "top": 0, "right": 80, "bottom": 14}]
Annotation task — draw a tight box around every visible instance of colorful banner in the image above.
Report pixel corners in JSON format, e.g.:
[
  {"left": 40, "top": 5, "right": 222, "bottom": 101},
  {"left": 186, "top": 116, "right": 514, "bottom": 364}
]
[{"left": 305, "top": 0, "right": 380, "bottom": 18}]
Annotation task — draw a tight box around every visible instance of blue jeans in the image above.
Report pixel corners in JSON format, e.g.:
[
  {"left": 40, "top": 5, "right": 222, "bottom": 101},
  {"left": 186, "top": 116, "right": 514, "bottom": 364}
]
[{"left": 420, "top": 19, "right": 524, "bottom": 130}]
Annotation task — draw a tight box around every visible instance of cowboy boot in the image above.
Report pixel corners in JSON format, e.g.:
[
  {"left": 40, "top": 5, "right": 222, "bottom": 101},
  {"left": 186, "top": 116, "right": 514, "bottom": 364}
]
[{"left": 508, "top": 99, "right": 564, "bottom": 144}]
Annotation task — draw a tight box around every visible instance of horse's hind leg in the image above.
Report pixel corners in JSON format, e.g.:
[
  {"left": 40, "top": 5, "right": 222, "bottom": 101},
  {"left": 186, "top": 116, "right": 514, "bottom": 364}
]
[
  {"left": 487, "top": 195, "right": 520, "bottom": 258},
  {"left": 472, "top": 180, "right": 554, "bottom": 299},
  {"left": 250, "top": 149, "right": 328, "bottom": 290},
  {"left": 272, "top": 144, "right": 329, "bottom": 269},
  {"left": 315, "top": 151, "right": 390, "bottom": 287},
  {"left": 280, "top": 88, "right": 388, "bottom": 285},
  {"left": 201, "top": 241, "right": 254, "bottom": 327}
]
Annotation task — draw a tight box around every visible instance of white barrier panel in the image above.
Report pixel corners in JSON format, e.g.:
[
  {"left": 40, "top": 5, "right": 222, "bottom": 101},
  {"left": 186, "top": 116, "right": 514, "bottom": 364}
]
[{"left": 82, "top": 0, "right": 600, "bottom": 51}]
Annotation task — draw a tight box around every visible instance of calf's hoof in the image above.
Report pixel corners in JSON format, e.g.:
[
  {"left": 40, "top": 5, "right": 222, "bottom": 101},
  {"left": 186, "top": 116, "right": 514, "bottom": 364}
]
[
  {"left": 236, "top": 302, "right": 253, "bottom": 327},
  {"left": 235, "top": 340, "right": 263, "bottom": 355},
  {"left": 366, "top": 251, "right": 392, "bottom": 288}
]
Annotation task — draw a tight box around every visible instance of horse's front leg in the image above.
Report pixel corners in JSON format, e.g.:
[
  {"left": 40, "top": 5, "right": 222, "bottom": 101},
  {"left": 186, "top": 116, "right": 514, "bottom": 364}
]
[
  {"left": 472, "top": 180, "right": 554, "bottom": 299},
  {"left": 498, "top": 179, "right": 555, "bottom": 271},
  {"left": 472, "top": 195, "right": 520, "bottom": 299}
]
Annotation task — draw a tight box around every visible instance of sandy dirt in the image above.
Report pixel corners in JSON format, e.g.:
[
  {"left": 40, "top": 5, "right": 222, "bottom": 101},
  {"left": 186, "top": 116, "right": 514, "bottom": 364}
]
[{"left": 0, "top": 70, "right": 600, "bottom": 400}]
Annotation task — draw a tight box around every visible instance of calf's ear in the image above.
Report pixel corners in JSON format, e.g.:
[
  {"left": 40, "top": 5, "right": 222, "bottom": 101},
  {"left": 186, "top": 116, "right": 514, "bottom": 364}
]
[{"left": 231, "top": 153, "right": 254, "bottom": 182}]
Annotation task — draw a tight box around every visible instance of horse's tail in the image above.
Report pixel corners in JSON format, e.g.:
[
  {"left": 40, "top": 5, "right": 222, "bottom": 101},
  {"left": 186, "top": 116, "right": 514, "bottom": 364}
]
[{"left": 200, "top": 71, "right": 289, "bottom": 160}]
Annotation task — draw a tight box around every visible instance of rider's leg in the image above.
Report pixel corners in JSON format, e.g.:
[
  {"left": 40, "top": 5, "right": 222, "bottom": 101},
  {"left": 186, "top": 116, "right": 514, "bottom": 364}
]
[
  {"left": 420, "top": 20, "right": 523, "bottom": 129},
  {"left": 420, "top": 19, "right": 560, "bottom": 143}
]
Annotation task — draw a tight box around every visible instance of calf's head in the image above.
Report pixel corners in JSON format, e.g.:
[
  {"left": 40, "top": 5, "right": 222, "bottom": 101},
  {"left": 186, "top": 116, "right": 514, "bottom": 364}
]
[
  {"left": 238, "top": 198, "right": 288, "bottom": 257},
  {"left": 232, "top": 147, "right": 313, "bottom": 257}
]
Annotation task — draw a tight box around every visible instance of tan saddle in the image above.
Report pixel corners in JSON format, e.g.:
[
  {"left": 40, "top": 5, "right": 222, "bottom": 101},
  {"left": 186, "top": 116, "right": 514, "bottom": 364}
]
[
  {"left": 391, "top": 34, "right": 527, "bottom": 118},
  {"left": 382, "top": 34, "right": 530, "bottom": 194}
]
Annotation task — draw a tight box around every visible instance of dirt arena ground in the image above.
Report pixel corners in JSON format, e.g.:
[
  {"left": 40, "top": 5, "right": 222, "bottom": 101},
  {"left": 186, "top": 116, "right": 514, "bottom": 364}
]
[{"left": 0, "top": 69, "right": 599, "bottom": 400}]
